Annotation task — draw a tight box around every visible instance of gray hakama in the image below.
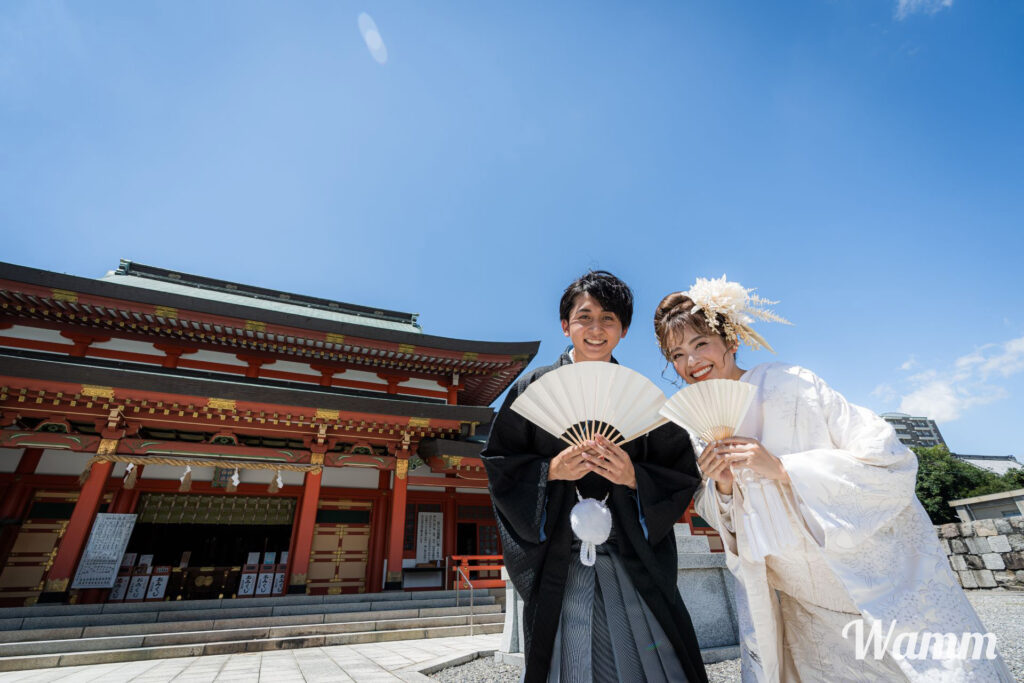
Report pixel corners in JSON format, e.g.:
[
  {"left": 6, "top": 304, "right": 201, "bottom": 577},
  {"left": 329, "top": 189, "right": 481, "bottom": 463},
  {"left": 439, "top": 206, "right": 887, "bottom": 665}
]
[{"left": 546, "top": 539, "right": 688, "bottom": 683}]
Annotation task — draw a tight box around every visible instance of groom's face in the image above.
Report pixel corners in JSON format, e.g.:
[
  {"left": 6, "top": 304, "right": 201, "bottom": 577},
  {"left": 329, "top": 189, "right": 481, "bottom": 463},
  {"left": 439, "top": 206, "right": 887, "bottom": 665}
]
[{"left": 560, "top": 293, "right": 627, "bottom": 363}]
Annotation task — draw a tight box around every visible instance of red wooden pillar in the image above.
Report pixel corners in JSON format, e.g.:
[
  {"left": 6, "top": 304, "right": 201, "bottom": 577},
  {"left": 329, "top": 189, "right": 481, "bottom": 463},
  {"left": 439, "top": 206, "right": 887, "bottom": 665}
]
[
  {"left": 385, "top": 452, "right": 409, "bottom": 590},
  {"left": 39, "top": 458, "right": 115, "bottom": 603},
  {"left": 443, "top": 492, "right": 456, "bottom": 566},
  {"left": 443, "top": 373, "right": 461, "bottom": 405},
  {"left": 287, "top": 465, "right": 322, "bottom": 594},
  {"left": 367, "top": 488, "right": 388, "bottom": 593},
  {"left": 0, "top": 449, "right": 43, "bottom": 566}
]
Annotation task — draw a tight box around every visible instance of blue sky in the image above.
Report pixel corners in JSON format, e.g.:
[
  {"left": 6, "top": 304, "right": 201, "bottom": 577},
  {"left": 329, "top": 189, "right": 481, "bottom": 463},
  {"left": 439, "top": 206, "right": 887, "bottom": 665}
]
[{"left": 2, "top": 0, "right": 1022, "bottom": 456}]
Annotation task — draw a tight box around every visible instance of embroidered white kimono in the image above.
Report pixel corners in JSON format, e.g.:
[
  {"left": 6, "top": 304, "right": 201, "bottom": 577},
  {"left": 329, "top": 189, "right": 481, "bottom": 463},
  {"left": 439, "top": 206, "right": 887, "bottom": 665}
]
[{"left": 695, "top": 362, "right": 1013, "bottom": 683}]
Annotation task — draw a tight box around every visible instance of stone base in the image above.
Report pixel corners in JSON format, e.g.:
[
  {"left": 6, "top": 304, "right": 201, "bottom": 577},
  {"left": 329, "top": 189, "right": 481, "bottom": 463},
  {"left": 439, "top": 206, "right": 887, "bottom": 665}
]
[
  {"left": 675, "top": 525, "right": 740, "bottom": 651},
  {"left": 494, "top": 651, "right": 525, "bottom": 667},
  {"left": 701, "top": 645, "right": 741, "bottom": 664}
]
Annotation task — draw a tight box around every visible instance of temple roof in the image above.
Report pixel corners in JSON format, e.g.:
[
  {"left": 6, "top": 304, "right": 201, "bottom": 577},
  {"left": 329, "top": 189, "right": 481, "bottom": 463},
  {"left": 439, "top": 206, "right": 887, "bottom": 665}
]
[
  {"left": 101, "top": 260, "right": 422, "bottom": 334},
  {"left": 0, "top": 261, "right": 539, "bottom": 406}
]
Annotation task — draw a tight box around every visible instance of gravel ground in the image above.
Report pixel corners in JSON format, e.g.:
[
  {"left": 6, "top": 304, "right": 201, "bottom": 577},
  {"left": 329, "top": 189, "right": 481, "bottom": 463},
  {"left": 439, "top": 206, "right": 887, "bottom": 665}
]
[
  {"left": 431, "top": 590, "right": 1024, "bottom": 682},
  {"left": 430, "top": 657, "right": 522, "bottom": 683}
]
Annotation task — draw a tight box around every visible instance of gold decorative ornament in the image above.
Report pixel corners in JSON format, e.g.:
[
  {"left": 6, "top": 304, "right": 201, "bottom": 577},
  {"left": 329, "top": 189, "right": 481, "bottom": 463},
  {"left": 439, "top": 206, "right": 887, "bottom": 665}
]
[
  {"left": 44, "top": 577, "right": 69, "bottom": 593},
  {"left": 154, "top": 306, "right": 178, "bottom": 319},
  {"left": 207, "top": 398, "right": 237, "bottom": 411},
  {"left": 82, "top": 385, "right": 114, "bottom": 399}
]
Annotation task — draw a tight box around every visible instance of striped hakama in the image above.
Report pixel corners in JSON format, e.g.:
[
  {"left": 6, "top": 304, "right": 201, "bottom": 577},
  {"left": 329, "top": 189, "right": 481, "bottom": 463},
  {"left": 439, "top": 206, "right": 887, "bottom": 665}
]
[{"left": 547, "top": 540, "right": 688, "bottom": 683}]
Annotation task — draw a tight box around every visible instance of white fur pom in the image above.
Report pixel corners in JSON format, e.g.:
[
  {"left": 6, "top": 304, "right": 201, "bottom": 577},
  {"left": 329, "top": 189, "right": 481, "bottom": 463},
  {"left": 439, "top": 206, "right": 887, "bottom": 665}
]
[{"left": 570, "top": 497, "right": 612, "bottom": 567}]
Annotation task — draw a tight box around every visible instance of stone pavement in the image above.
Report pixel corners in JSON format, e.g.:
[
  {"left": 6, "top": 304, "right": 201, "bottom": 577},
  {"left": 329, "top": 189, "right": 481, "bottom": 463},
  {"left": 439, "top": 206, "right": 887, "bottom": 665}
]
[{"left": 0, "top": 633, "right": 502, "bottom": 682}]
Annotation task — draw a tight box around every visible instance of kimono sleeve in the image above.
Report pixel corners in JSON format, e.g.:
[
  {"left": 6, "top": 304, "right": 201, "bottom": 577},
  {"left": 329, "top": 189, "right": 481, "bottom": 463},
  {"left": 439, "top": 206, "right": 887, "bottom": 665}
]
[
  {"left": 694, "top": 478, "right": 738, "bottom": 555},
  {"left": 780, "top": 368, "right": 918, "bottom": 553},
  {"left": 631, "top": 423, "right": 702, "bottom": 546},
  {"left": 480, "top": 382, "right": 558, "bottom": 546}
]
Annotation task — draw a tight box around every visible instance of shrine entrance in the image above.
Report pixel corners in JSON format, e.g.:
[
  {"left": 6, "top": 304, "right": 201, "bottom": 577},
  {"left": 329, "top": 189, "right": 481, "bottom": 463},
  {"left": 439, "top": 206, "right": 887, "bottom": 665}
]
[
  {"left": 307, "top": 499, "right": 373, "bottom": 595},
  {"left": 118, "top": 493, "right": 296, "bottom": 601}
]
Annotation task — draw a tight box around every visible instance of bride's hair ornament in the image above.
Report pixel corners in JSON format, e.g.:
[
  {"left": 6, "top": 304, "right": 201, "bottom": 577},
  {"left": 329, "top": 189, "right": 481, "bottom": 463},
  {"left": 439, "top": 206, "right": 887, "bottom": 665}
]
[{"left": 684, "top": 275, "right": 791, "bottom": 353}]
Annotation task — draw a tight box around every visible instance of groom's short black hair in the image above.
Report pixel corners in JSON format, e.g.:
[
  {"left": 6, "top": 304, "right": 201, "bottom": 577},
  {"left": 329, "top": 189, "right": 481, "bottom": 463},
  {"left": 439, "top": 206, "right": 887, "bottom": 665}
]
[{"left": 559, "top": 270, "right": 634, "bottom": 330}]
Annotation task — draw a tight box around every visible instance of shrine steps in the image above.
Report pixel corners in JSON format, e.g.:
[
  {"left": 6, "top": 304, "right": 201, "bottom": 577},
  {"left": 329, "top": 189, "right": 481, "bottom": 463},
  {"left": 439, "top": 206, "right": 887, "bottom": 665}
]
[{"left": 0, "top": 591, "right": 502, "bottom": 672}]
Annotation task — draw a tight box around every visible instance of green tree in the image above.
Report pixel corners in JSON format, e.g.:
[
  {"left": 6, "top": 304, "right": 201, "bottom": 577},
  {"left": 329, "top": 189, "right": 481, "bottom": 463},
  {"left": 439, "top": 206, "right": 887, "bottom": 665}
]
[{"left": 912, "top": 446, "right": 1001, "bottom": 524}]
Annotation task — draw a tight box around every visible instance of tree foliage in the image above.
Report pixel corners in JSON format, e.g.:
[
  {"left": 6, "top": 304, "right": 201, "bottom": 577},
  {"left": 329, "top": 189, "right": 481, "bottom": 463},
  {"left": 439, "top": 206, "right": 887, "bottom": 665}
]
[{"left": 912, "top": 446, "right": 1023, "bottom": 524}]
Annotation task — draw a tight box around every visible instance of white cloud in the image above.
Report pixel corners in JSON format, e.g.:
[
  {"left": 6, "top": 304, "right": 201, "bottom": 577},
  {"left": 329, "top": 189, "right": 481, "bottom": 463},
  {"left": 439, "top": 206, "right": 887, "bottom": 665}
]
[
  {"left": 886, "top": 336, "right": 1024, "bottom": 423},
  {"left": 899, "top": 355, "right": 917, "bottom": 371},
  {"left": 899, "top": 380, "right": 1005, "bottom": 422},
  {"left": 896, "top": 0, "right": 953, "bottom": 20},
  {"left": 980, "top": 337, "right": 1024, "bottom": 379},
  {"left": 872, "top": 383, "right": 898, "bottom": 402}
]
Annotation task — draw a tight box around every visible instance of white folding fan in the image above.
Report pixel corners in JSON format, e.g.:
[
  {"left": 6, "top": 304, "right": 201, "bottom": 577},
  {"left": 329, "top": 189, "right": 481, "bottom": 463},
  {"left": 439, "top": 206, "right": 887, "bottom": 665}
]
[
  {"left": 658, "top": 378, "right": 757, "bottom": 444},
  {"left": 510, "top": 363, "right": 667, "bottom": 447},
  {"left": 659, "top": 378, "right": 799, "bottom": 561}
]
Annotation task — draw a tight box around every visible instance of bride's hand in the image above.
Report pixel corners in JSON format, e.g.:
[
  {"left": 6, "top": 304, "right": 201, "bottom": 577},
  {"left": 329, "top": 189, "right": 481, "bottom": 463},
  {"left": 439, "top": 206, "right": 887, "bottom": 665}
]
[
  {"left": 698, "top": 441, "right": 737, "bottom": 494},
  {"left": 711, "top": 437, "right": 790, "bottom": 483}
]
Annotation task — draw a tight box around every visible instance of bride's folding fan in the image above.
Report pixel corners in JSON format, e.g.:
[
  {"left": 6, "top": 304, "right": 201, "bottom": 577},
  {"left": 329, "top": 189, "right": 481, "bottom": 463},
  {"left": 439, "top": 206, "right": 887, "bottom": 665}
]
[
  {"left": 510, "top": 363, "right": 667, "bottom": 447},
  {"left": 659, "top": 378, "right": 798, "bottom": 560},
  {"left": 658, "top": 378, "right": 757, "bottom": 444}
]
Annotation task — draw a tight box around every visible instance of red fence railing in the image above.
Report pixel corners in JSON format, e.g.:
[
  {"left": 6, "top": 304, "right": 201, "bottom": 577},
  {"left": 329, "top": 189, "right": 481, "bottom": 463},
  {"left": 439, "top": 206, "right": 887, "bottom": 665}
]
[{"left": 449, "top": 554, "right": 505, "bottom": 589}]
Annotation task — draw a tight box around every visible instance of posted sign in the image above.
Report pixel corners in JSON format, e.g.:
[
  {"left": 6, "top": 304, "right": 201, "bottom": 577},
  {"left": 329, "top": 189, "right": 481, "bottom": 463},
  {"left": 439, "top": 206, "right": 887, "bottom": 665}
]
[{"left": 71, "top": 514, "right": 137, "bottom": 589}]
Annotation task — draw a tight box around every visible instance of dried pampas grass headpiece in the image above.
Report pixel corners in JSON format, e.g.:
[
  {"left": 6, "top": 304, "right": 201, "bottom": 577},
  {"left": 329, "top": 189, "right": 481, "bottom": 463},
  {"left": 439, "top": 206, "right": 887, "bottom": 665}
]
[{"left": 684, "top": 275, "right": 791, "bottom": 352}]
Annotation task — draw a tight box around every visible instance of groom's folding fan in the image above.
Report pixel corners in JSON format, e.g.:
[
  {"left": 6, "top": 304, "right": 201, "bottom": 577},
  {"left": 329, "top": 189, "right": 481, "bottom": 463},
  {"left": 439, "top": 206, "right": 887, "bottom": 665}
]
[
  {"left": 510, "top": 363, "right": 667, "bottom": 447},
  {"left": 658, "top": 378, "right": 757, "bottom": 444}
]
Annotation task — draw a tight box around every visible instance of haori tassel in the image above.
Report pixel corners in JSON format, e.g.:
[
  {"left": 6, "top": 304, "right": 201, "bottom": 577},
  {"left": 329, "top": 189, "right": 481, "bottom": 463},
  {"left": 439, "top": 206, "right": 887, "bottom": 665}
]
[
  {"left": 123, "top": 462, "right": 138, "bottom": 489},
  {"left": 179, "top": 465, "right": 193, "bottom": 492},
  {"left": 227, "top": 468, "right": 240, "bottom": 493},
  {"left": 268, "top": 469, "right": 283, "bottom": 494},
  {"left": 570, "top": 490, "right": 612, "bottom": 567}
]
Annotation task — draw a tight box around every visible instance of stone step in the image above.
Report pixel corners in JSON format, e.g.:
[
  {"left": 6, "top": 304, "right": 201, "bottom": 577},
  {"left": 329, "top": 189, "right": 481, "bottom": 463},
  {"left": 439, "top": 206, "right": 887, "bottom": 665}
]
[
  {"left": 0, "top": 621, "right": 505, "bottom": 672},
  {"left": 0, "top": 588, "right": 494, "bottom": 622},
  {"left": 0, "top": 594, "right": 495, "bottom": 633},
  {"left": 0, "top": 612, "right": 505, "bottom": 657},
  {"left": 0, "top": 603, "right": 502, "bottom": 644}
]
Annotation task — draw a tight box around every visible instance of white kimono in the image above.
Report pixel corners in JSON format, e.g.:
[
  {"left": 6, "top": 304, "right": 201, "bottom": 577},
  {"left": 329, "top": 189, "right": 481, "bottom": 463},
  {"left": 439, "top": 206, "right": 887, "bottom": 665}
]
[{"left": 695, "top": 362, "right": 1013, "bottom": 683}]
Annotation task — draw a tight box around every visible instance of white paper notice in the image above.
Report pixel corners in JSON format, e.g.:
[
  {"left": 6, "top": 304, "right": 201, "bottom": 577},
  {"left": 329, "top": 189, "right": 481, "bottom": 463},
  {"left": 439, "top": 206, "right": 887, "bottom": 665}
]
[
  {"left": 415, "top": 512, "right": 443, "bottom": 564},
  {"left": 71, "top": 514, "right": 137, "bottom": 589}
]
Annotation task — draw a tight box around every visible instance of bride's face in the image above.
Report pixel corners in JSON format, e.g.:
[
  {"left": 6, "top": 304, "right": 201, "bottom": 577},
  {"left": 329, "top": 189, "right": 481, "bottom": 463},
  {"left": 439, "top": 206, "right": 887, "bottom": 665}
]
[{"left": 667, "top": 325, "right": 741, "bottom": 384}]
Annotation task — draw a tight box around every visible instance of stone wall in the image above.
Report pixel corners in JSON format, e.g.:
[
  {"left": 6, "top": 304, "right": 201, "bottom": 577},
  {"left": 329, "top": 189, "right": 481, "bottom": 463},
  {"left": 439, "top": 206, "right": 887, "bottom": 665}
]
[{"left": 937, "top": 517, "right": 1024, "bottom": 590}]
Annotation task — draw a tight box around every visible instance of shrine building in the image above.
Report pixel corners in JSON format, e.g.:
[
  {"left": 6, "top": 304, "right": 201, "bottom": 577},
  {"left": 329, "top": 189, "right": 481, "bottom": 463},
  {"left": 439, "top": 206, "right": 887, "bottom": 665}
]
[{"left": 0, "top": 260, "right": 539, "bottom": 605}]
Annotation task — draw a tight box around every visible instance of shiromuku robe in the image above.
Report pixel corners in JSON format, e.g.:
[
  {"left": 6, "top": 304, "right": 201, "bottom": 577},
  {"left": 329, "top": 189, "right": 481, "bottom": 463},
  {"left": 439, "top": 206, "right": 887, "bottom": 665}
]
[
  {"left": 481, "top": 350, "right": 708, "bottom": 683},
  {"left": 695, "top": 362, "right": 1013, "bottom": 682}
]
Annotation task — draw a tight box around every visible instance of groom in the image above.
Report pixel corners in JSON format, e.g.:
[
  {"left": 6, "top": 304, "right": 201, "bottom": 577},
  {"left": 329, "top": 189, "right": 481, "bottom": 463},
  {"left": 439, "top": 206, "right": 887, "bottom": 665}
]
[{"left": 481, "top": 270, "right": 707, "bottom": 683}]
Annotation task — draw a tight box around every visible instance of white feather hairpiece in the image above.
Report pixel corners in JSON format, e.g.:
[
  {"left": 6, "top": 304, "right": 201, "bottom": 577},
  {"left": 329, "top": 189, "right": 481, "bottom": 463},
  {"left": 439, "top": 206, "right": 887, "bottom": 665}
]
[
  {"left": 511, "top": 363, "right": 667, "bottom": 447},
  {"left": 684, "top": 275, "right": 790, "bottom": 353}
]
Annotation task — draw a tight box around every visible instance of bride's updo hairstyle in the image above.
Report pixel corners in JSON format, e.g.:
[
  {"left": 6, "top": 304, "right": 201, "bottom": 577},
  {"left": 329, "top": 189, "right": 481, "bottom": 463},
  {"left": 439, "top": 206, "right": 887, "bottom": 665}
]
[{"left": 653, "top": 292, "right": 732, "bottom": 361}]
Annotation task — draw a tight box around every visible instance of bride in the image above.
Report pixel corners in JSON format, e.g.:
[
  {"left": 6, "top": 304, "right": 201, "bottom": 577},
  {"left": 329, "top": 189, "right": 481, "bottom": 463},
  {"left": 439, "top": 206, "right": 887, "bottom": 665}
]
[{"left": 653, "top": 276, "right": 1012, "bottom": 683}]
